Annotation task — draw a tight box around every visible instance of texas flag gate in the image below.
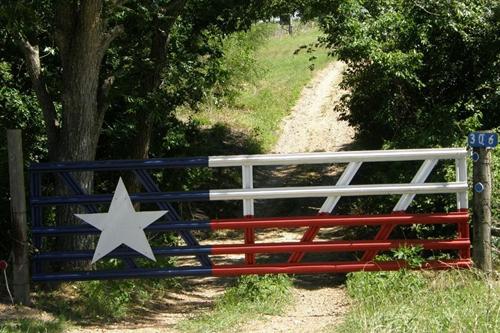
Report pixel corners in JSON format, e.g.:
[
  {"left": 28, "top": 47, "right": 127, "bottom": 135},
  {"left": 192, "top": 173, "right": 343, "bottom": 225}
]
[{"left": 29, "top": 148, "right": 472, "bottom": 282}]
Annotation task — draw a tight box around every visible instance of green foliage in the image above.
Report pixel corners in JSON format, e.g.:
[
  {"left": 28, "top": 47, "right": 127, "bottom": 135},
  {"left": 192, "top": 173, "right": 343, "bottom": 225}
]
[
  {"left": 336, "top": 270, "right": 500, "bottom": 333},
  {"left": 204, "top": 24, "right": 274, "bottom": 107},
  {"left": 317, "top": 0, "right": 499, "bottom": 148},
  {"left": 35, "top": 278, "right": 181, "bottom": 321},
  {"left": 0, "top": 60, "right": 46, "bottom": 260},
  {"left": 375, "top": 245, "right": 425, "bottom": 268},
  {"left": 0, "top": 317, "right": 67, "bottom": 333},
  {"left": 344, "top": 270, "right": 426, "bottom": 302},
  {"left": 221, "top": 274, "right": 292, "bottom": 305},
  {"left": 178, "top": 274, "right": 292, "bottom": 333},
  {"left": 76, "top": 280, "right": 143, "bottom": 320},
  {"left": 0, "top": 1, "right": 274, "bottom": 261}
]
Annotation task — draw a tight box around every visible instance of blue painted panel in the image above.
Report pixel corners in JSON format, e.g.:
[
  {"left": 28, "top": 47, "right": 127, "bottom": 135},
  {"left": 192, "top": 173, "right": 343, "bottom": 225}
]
[
  {"left": 468, "top": 132, "right": 498, "bottom": 148},
  {"left": 133, "top": 169, "right": 213, "bottom": 267},
  {"left": 30, "top": 172, "right": 43, "bottom": 275},
  {"left": 29, "top": 156, "right": 214, "bottom": 281},
  {"left": 31, "top": 220, "right": 211, "bottom": 235},
  {"left": 30, "top": 156, "right": 209, "bottom": 172},
  {"left": 33, "top": 245, "right": 213, "bottom": 261},
  {"left": 32, "top": 266, "right": 212, "bottom": 282},
  {"left": 31, "top": 190, "right": 211, "bottom": 206}
]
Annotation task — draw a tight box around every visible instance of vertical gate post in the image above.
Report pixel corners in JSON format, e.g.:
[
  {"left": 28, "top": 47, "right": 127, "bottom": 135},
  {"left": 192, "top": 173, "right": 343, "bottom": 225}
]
[
  {"left": 472, "top": 147, "right": 492, "bottom": 273},
  {"left": 7, "top": 129, "right": 31, "bottom": 305}
]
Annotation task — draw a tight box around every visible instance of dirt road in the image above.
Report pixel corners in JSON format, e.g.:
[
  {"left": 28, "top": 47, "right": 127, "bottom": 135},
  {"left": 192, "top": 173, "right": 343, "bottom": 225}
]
[
  {"left": 273, "top": 61, "right": 354, "bottom": 154},
  {"left": 237, "top": 61, "right": 354, "bottom": 333}
]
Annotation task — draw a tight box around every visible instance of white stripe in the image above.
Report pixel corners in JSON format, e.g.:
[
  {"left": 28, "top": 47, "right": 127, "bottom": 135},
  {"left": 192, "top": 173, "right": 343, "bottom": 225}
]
[
  {"left": 456, "top": 157, "right": 468, "bottom": 209},
  {"left": 319, "top": 162, "right": 362, "bottom": 213},
  {"left": 208, "top": 182, "right": 467, "bottom": 201},
  {"left": 208, "top": 148, "right": 466, "bottom": 167},
  {"left": 242, "top": 165, "right": 254, "bottom": 216},
  {"left": 393, "top": 159, "right": 438, "bottom": 211}
]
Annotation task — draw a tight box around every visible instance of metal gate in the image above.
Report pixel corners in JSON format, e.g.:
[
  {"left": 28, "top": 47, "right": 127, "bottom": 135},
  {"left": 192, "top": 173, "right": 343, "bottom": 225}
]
[{"left": 29, "top": 148, "right": 471, "bottom": 282}]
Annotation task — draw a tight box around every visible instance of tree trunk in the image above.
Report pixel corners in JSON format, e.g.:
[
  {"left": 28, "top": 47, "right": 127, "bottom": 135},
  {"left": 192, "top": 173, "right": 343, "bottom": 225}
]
[
  {"left": 19, "top": 1, "right": 123, "bottom": 270},
  {"left": 54, "top": 2, "right": 121, "bottom": 266}
]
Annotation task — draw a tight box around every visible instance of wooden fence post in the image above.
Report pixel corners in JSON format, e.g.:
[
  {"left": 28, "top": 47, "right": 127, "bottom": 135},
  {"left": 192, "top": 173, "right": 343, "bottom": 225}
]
[
  {"left": 472, "top": 147, "right": 492, "bottom": 273},
  {"left": 7, "top": 129, "right": 30, "bottom": 305}
]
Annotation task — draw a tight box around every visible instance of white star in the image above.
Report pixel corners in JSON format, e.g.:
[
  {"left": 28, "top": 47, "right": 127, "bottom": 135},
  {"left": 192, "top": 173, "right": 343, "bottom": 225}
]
[{"left": 75, "top": 177, "right": 167, "bottom": 264}]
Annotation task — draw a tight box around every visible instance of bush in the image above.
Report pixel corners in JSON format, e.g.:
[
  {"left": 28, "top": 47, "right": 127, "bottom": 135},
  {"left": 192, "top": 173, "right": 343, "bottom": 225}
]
[{"left": 319, "top": 0, "right": 499, "bottom": 149}]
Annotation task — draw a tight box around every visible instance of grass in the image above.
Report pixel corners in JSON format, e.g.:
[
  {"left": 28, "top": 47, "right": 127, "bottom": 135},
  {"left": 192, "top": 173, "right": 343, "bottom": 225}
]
[
  {"left": 0, "top": 317, "right": 67, "bottom": 333},
  {"left": 177, "top": 274, "right": 293, "bottom": 333},
  {"left": 187, "top": 22, "right": 332, "bottom": 151},
  {"left": 33, "top": 278, "right": 181, "bottom": 322},
  {"left": 333, "top": 269, "right": 500, "bottom": 333},
  {"left": 0, "top": 278, "right": 181, "bottom": 332}
]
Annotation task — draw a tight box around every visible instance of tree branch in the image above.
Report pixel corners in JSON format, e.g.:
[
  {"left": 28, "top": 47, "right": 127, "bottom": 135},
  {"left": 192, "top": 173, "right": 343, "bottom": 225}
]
[
  {"left": 99, "top": 24, "right": 125, "bottom": 56},
  {"left": 94, "top": 74, "right": 115, "bottom": 145},
  {"left": 15, "top": 37, "right": 60, "bottom": 156},
  {"left": 492, "top": 226, "right": 500, "bottom": 238},
  {"left": 97, "top": 75, "right": 115, "bottom": 117}
]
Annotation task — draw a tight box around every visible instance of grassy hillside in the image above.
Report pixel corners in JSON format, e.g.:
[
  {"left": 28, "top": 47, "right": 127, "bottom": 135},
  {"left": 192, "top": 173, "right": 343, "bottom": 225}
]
[{"left": 184, "top": 23, "right": 332, "bottom": 151}]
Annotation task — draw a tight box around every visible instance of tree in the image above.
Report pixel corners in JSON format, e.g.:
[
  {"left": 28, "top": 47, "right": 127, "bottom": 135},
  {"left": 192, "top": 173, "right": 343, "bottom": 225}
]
[
  {"left": 0, "top": 0, "right": 268, "bottom": 257},
  {"left": 313, "top": 0, "right": 499, "bottom": 148}
]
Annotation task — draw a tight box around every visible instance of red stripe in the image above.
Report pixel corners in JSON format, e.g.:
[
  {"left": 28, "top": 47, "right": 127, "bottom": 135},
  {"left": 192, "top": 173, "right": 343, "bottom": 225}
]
[
  {"left": 362, "top": 223, "right": 396, "bottom": 261},
  {"left": 288, "top": 225, "right": 321, "bottom": 263},
  {"left": 210, "top": 239, "right": 469, "bottom": 255},
  {"left": 212, "top": 259, "right": 472, "bottom": 276},
  {"left": 210, "top": 212, "right": 468, "bottom": 230},
  {"left": 457, "top": 210, "right": 471, "bottom": 259},
  {"left": 244, "top": 226, "right": 255, "bottom": 264},
  {"left": 289, "top": 212, "right": 331, "bottom": 263},
  {"left": 362, "top": 210, "right": 470, "bottom": 261}
]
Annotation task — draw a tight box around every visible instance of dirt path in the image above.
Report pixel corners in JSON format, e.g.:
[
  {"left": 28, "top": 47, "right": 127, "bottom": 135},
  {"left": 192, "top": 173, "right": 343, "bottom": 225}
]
[
  {"left": 273, "top": 61, "right": 354, "bottom": 154},
  {"left": 234, "top": 61, "right": 354, "bottom": 333},
  {"left": 239, "top": 276, "right": 349, "bottom": 333}
]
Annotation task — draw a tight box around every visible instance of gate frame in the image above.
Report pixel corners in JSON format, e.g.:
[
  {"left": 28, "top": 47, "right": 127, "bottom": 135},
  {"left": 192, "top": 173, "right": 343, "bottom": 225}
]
[{"left": 29, "top": 148, "right": 471, "bottom": 282}]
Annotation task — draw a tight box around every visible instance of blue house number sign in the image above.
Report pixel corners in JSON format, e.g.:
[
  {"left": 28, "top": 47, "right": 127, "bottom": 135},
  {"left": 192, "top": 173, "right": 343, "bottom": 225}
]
[{"left": 468, "top": 132, "right": 498, "bottom": 148}]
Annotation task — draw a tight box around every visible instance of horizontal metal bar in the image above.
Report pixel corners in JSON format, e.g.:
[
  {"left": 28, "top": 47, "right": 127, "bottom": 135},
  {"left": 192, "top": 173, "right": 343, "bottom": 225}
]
[
  {"left": 30, "top": 148, "right": 466, "bottom": 173},
  {"left": 32, "top": 182, "right": 466, "bottom": 206},
  {"left": 32, "top": 239, "right": 469, "bottom": 261},
  {"left": 210, "top": 239, "right": 469, "bottom": 254},
  {"left": 32, "top": 220, "right": 211, "bottom": 235},
  {"left": 29, "top": 156, "right": 209, "bottom": 172},
  {"left": 32, "top": 213, "right": 467, "bottom": 235},
  {"left": 31, "top": 190, "right": 210, "bottom": 206},
  {"left": 32, "top": 266, "right": 212, "bottom": 282},
  {"left": 33, "top": 245, "right": 212, "bottom": 261},
  {"left": 209, "top": 182, "right": 467, "bottom": 201},
  {"left": 211, "top": 259, "right": 472, "bottom": 276},
  {"left": 210, "top": 212, "right": 468, "bottom": 229},
  {"left": 209, "top": 148, "right": 467, "bottom": 167}
]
